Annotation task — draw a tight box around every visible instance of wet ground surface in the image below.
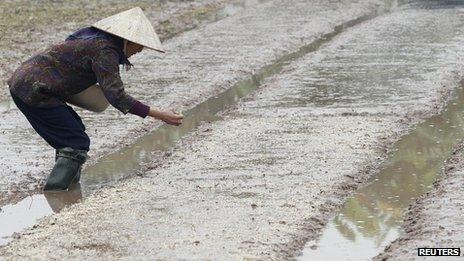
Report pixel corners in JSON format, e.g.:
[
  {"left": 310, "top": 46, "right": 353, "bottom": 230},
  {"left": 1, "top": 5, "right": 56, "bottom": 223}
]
[
  {"left": 0, "top": 0, "right": 388, "bottom": 247},
  {"left": 0, "top": 0, "right": 386, "bottom": 206},
  {"left": 2, "top": 1, "right": 464, "bottom": 259}
]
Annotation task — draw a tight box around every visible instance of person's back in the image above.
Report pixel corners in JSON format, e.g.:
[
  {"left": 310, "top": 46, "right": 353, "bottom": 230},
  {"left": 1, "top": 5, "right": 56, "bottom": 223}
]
[{"left": 8, "top": 35, "right": 121, "bottom": 108}]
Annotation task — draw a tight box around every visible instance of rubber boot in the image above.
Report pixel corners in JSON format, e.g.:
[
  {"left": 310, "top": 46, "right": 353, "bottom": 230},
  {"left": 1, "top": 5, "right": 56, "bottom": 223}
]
[
  {"left": 55, "top": 150, "right": 81, "bottom": 184},
  {"left": 44, "top": 147, "right": 87, "bottom": 191}
]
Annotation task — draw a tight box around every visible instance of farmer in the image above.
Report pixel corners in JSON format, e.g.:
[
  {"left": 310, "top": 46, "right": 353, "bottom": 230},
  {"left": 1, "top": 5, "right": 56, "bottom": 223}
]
[{"left": 7, "top": 7, "right": 183, "bottom": 191}]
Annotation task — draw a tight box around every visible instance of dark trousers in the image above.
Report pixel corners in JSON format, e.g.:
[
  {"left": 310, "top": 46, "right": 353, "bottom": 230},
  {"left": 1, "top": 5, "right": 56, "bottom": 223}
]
[{"left": 11, "top": 93, "right": 90, "bottom": 151}]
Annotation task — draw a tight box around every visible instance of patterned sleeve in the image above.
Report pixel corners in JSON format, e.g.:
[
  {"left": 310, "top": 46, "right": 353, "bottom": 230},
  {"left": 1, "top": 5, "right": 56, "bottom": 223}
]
[{"left": 91, "top": 45, "right": 136, "bottom": 114}]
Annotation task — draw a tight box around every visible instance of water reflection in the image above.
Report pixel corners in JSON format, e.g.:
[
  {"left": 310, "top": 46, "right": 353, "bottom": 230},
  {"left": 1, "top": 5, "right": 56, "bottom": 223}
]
[
  {"left": 44, "top": 184, "right": 82, "bottom": 213},
  {"left": 300, "top": 87, "right": 464, "bottom": 259},
  {"left": 0, "top": 184, "right": 82, "bottom": 246}
]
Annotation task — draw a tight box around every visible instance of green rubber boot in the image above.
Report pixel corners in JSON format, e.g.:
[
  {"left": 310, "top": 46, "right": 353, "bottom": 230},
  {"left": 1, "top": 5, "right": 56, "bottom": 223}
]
[
  {"left": 55, "top": 150, "right": 82, "bottom": 184},
  {"left": 44, "top": 147, "right": 88, "bottom": 191}
]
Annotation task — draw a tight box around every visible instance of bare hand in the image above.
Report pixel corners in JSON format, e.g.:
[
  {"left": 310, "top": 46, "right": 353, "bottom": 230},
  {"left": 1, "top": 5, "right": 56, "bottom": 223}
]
[{"left": 149, "top": 109, "right": 183, "bottom": 126}]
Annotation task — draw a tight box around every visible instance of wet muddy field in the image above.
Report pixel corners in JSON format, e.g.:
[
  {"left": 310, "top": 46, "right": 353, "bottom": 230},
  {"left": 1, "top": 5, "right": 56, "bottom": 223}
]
[
  {"left": 0, "top": 0, "right": 386, "bottom": 206},
  {"left": 2, "top": 0, "right": 464, "bottom": 260}
]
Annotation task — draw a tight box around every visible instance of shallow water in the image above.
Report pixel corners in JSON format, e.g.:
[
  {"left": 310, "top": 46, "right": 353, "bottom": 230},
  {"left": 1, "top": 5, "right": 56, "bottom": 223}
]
[{"left": 0, "top": 185, "right": 82, "bottom": 246}]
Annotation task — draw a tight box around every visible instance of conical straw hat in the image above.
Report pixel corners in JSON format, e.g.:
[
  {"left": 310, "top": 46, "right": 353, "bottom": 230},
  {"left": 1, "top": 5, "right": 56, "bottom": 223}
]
[{"left": 93, "top": 7, "right": 165, "bottom": 53}]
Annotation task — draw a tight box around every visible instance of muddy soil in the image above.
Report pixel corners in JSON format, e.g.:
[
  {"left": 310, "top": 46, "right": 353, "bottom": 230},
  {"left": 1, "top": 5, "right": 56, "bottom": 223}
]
[
  {"left": 375, "top": 142, "right": 464, "bottom": 260},
  {"left": 2, "top": 2, "right": 464, "bottom": 259},
  {"left": 0, "top": 0, "right": 387, "bottom": 206}
]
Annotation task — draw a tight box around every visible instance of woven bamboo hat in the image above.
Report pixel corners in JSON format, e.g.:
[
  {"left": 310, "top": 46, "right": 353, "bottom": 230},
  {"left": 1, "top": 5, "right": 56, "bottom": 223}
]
[{"left": 92, "top": 7, "right": 165, "bottom": 53}]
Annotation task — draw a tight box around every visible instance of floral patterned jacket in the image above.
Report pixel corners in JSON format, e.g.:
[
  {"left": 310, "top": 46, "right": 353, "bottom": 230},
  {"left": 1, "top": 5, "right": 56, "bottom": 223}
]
[{"left": 8, "top": 37, "right": 142, "bottom": 115}]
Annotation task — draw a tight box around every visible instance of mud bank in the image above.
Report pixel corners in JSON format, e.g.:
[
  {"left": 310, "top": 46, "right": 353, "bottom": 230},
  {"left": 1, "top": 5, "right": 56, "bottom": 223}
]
[
  {"left": 0, "top": 0, "right": 389, "bottom": 206},
  {"left": 2, "top": 2, "right": 464, "bottom": 259},
  {"left": 375, "top": 142, "right": 464, "bottom": 260}
]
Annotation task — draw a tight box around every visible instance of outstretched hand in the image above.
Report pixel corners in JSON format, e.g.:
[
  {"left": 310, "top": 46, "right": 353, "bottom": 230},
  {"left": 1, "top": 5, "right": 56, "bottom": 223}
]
[{"left": 149, "top": 108, "right": 183, "bottom": 126}]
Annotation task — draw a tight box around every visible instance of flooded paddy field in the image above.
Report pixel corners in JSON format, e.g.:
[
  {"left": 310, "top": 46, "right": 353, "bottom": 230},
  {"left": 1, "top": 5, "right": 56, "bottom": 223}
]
[
  {"left": 2, "top": 1, "right": 464, "bottom": 259},
  {"left": 0, "top": 0, "right": 389, "bottom": 206}
]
